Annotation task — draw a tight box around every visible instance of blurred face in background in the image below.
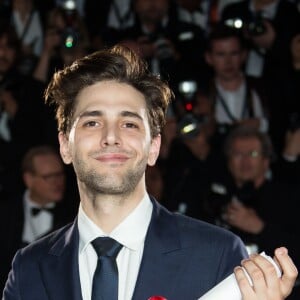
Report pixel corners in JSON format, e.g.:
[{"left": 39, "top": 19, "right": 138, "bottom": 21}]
[
  {"left": 227, "top": 137, "right": 269, "bottom": 187},
  {"left": 23, "top": 154, "right": 66, "bottom": 205},
  {"left": 134, "top": 0, "right": 169, "bottom": 25},
  {"left": 205, "top": 37, "right": 246, "bottom": 83}
]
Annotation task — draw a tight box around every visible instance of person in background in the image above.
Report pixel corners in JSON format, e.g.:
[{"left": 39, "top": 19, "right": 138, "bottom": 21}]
[
  {"left": 33, "top": 4, "right": 90, "bottom": 83},
  {"left": 110, "top": 0, "right": 207, "bottom": 91},
  {"left": 3, "top": 45, "right": 298, "bottom": 300},
  {"left": 221, "top": 0, "right": 300, "bottom": 81},
  {"left": 0, "top": 145, "right": 77, "bottom": 293},
  {"left": 202, "top": 125, "right": 300, "bottom": 299},
  {"left": 176, "top": 0, "right": 233, "bottom": 34},
  {"left": 9, "top": 0, "right": 44, "bottom": 75},
  {"left": 163, "top": 89, "right": 225, "bottom": 218},
  {"left": 204, "top": 24, "right": 268, "bottom": 140},
  {"left": 0, "top": 24, "right": 48, "bottom": 199}
]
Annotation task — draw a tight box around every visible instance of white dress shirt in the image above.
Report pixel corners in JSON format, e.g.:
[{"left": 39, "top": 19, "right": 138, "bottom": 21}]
[
  {"left": 215, "top": 80, "right": 268, "bottom": 132},
  {"left": 78, "top": 194, "right": 153, "bottom": 300},
  {"left": 107, "top": 0, "right": 134, "bottom": 29},
  {"left": 12, "top": 10, "right": 43, "bottom": 56},
  {"left": 22, "top": 190, "right": 55, "bottom": 243}
]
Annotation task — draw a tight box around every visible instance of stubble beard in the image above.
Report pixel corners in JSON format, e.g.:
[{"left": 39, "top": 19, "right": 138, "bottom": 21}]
[{"left": 74, "top": 155, "right": 148, "bottom": 196}]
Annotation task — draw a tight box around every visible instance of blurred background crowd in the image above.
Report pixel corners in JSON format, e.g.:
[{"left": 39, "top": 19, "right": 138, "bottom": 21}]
[{"left": 0, "top": 0, "right": 300, "bottom": 298}]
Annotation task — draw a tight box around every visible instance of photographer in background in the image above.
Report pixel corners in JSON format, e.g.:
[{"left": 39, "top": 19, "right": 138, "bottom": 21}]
[
  {"left": 204, "top": 24, "right": 268, "bottom": 139},
  {"left": 202, "top": 125, "right": 300, "bottom": 299},
  {"left": 163, "top": 84, "right": 227, "bottom": 218},
  {"left": 0, "top": 0, "right": 44, "bottom": 75},
  {"left": 33, "top": 3, "right": 90, "bottom": 84},
  {"left": 112, "top": 0, "right": 207, "bottom": 90},
  {"left": 0, "top": 24, "right": 48, "bottom": 200},
  {"left": 221, "top": 0, "right": 300, "bottom": 82}
]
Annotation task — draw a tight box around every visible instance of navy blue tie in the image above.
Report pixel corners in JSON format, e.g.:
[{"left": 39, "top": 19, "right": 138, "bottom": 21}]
[{"left": 91, "top": 237, "right": 123, "bottom": 300}]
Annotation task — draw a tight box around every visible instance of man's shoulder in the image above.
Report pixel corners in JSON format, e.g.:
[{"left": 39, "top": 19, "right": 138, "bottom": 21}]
[
  {"left": 157, "top": 202, "right": 244, "bottom": 248},
  {"left": 176, "top": 211, "right": 240, "bottom": 240}
]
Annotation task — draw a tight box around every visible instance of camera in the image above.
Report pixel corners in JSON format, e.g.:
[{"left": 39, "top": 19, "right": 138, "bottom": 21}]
[
  {"left": 224, "top": 11, "right": 266, "bottom": 36},
  {"left": 247, "top": 12, "right": 266, "bottom": 36},
  {"left": 61, "top": 27, "right": 79, "bottom": 49},
  {"left": 146, "top": 29, "right": 174, "bottom": 60},
  {"left": 60, "top": 0, "right": 79, "bottom": 49},
  {"left": 176, "top": 80, "right": 208, "bottom": 139}
]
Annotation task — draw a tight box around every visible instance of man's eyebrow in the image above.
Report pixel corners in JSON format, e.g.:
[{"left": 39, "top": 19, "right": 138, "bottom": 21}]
[
  {"left": 78, "top": 110, "right": 103, "bottom": 118},
  {"left": 120, "top": 111, "right": 143, "bottom": 121},
  {"left": 78, "top": 110, "right": 143, "bottom": 121}
]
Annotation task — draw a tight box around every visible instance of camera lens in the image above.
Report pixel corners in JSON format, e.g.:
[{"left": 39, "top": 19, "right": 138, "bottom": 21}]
[{"left": 61, "top": 27, "right": 78, "bottom": 49}]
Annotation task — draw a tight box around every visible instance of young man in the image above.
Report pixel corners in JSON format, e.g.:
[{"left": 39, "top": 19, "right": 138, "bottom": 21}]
[
  {"left": 205, "top": 24, "right": 268, "bottom": 135},
  {"left": 3, "top": 45, "right": 298, "bottom": 299}
]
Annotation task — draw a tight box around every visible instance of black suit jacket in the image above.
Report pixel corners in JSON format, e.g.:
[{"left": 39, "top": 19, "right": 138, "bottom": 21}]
[{"left": 3, "top": 199, "right": 248, "bottom": 299}]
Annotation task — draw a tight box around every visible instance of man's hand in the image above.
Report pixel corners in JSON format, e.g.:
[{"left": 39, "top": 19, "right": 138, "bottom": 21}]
[
  {"left": 235, "top": 247, "right": 298, "bottom": 300},
  {"left": 249, "top": 20, "right": 276, "bottom": 50},
  {"left": 224, "top": 200, "right": 264, "bottom": 234}
]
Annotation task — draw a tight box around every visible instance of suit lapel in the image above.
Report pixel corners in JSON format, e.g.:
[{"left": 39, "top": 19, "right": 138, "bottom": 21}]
[
  {"left": 132, "top": 199, "right": 186, "bottom": 300},
  {"left": 39, "top": 220, "right": 83, "bottom": 300}
]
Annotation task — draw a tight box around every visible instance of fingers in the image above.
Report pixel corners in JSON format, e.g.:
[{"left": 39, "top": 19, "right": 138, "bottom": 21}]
[
  {"left": 235, "top": 249, "right": 298, "bottom": 300},
  {"left": 244, "top": 254, "right": 280, "bottom": 294},
  {"left": 274, "top": 247, "right": 298, "bottom": 296},
  {"left": 234, "top": 266, "right": 255, "bottom": 299}
]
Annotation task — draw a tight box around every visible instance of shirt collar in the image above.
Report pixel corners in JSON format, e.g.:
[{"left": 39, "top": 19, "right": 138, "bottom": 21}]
[{"left": 78, "top": 194, "right": 153, "bottom": 253}]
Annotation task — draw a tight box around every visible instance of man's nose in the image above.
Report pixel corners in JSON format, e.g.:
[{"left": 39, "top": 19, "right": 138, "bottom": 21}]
[{"left": 100, "top": 124, "right": 121, "bottom": 146}]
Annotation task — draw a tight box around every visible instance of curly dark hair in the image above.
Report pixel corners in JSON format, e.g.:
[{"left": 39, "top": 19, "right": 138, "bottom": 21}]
[{"left": 45, "top": 45, "right": 173, "bottom": 138}]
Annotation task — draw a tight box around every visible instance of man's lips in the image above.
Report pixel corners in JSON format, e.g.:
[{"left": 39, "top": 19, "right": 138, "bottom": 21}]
[{"left": 95, "top": 154, "right": 129, "bottom": 162}]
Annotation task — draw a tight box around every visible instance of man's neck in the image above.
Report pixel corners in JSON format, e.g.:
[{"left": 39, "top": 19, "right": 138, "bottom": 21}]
[
  {"left": 28, "top": 191, "right": 53, "bottom": 207},
  {"left": 216, "top": 74, "right": 244, "bottom": 91},
  {"left": 79, "top": 184, "right": 146, "bottom": 234}
]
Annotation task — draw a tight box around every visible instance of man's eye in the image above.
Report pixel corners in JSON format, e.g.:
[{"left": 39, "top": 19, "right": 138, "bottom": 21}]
[
  {"left": 124, "top": 122, "right": 138, "bottom": 129},
  {"left": 84, "top": 121, "right": 99, "bottom": 127}
]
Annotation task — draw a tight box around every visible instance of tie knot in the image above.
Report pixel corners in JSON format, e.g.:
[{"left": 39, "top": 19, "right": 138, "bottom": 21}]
[{"left": 92, "top": 237, "right": 122, "bottom": 258}]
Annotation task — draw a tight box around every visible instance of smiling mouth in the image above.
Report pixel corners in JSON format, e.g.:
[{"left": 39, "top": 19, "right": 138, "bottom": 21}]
[{"left": 96, "top": 154, "right": 129, "bottom": 163}]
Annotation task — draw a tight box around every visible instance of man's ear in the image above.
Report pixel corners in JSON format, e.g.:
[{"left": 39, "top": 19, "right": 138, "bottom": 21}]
[
  {"left": 148, "top": 135, "right": 161, "bottom": 167},
  {"left": 23, "top": 172, "right": 34, "bottom": 189},
  {"left": 58, "top": 132, "right": 72, "bottom": 164}
]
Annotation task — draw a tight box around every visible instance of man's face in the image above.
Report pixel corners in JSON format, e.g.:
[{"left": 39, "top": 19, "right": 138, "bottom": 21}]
[
  {"left": 59, "top": 80, "right": 160, "bottom": 196},
  {"left": 24, "top": 154, "right": 65, "bottom": 205},
  {"left": 205, "top": 37, "right": 246, "bottom": 82},
  {"left": 228, "top": 137, "right": 269, "bottom": 185},
  {"left": 134, "top": 0, "right": 169, "bottom": 24},
  {"left": 0, "top": 36, "right": 16, "bottom": 75}
]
